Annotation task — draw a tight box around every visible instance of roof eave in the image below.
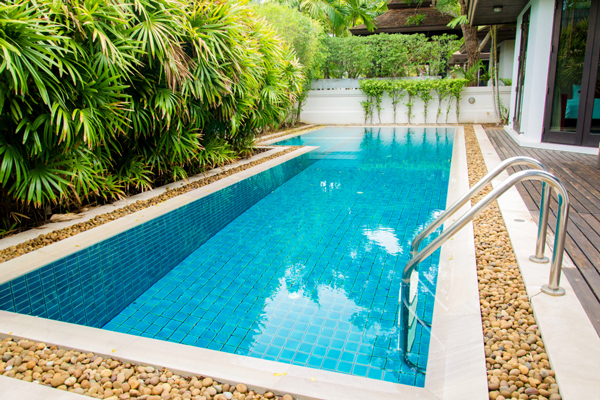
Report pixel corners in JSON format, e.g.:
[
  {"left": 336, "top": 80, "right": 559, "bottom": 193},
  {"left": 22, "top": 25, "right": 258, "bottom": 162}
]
[{"left": 468, "top": 0, "right": 529, "bottom": 26}]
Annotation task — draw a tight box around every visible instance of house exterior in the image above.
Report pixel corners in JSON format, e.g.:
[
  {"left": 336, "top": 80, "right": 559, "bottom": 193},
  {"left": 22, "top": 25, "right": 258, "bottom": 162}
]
[
  {"left": 470, "top": 0, "right": 600, "bottom": 151},
  {"left": 350, "top": 1, "right": 517, "bottom": 87}
]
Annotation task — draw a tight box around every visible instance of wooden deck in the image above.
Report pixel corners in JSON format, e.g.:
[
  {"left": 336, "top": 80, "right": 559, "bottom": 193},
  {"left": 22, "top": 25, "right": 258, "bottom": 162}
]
[{"left": 486, "top": 128, "right": 600, "bottom": 336}]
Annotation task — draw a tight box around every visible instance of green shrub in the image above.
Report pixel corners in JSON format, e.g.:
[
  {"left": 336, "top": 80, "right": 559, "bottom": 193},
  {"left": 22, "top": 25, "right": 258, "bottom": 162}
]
[
  {"left": 254, "top": 3, "right": 327, "bottom": 124},
  {"left": 323, "top": 33, "right": 461, "bottom": 78},
  {"left": 0, "top": 0, "right": 304, "bottom": 233}
]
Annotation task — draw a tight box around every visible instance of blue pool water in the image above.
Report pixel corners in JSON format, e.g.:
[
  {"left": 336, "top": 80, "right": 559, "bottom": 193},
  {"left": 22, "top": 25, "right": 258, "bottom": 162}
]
[{"left": 103, "top": 127, "right": 454, "bottom": 386}]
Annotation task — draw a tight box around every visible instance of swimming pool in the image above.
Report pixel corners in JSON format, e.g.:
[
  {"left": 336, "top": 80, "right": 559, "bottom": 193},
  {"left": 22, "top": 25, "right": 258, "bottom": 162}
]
[
  {"left": 0, "top": 127, "right": 454, "bottom": 388},
  {"left": 104, "top": 127, "right": 454, "bottom": 386}
]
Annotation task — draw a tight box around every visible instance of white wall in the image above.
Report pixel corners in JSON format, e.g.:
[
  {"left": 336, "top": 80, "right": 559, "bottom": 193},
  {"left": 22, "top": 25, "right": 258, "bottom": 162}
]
[
  {"left": 300, "top": 87, "right": 511, "bottom": 125},
  {"left": 509, "top": 0, "right": 555, "bottom": 143},
  {"left": 498, "top": 40, "right": 516, "bottom": 81}
]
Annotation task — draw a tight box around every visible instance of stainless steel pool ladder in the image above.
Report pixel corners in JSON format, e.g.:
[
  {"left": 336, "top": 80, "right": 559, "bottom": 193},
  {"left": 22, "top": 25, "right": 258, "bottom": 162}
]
[
  {"left": 399, "top": 157, "right": 571, "bottom": 363},
  {"left": 410, "top": 156, "right": 554, "bottom": 266}
]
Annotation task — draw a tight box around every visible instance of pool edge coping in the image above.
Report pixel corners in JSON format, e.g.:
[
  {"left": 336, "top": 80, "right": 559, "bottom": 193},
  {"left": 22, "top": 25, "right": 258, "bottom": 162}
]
[
  {"left": 0, "top": 146, "right": 318, "bottom": 286},
  {"left": 259, "top": 125, "right": 459, "bottom": 146},
  {"left": 0, "top": 126, "right": 488, "bottom": 400},
  {"left": 473, "top": 125, "right": 600, "bottom": 400},
  {"left": 0, "top": 145, "right": 301, "bottom": 253}
]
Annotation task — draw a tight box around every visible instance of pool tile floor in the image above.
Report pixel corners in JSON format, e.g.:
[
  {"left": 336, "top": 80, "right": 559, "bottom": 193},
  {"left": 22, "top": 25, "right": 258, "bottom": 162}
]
[{"left": 104, "top": 127, "right": 454, "bottom": 386}]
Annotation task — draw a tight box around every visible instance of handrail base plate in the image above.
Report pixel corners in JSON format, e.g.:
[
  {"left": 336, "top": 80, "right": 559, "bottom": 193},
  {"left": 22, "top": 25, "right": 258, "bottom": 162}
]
[
  {"left": 541, "top": 284, "right": 566, "bottom": 297},
  {"left": 529, "top": 255, "right": 550, "bottom": 264}
]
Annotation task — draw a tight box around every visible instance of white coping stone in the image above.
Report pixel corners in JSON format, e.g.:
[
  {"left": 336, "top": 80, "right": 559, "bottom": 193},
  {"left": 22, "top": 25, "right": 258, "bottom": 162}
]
[
  {"left": 425, "top": 125, "right": 487, "bottom": 399},
  {"left": 0, "top": 375, "right": 83, "bottom": 399},
  {"left": 259, "top": 126, "right": 324, "bottom": 146},
  {"left": 474, "top": 124, "right": 600, "bottom": 400},
  {"left": 258, "top": 124, "right": 317, "bottom": 142},
  {"left": 0, "top": 145, "right": 288, "bottom": 252},
  {"left": 0, "top": 126, "right": 487, "bottom": 400}
]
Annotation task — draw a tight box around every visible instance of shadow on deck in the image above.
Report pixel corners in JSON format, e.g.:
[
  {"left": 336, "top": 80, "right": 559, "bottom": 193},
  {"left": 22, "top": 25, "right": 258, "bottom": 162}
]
[{"left": 486, "top": 128, "right": 600, "bottom": 337}]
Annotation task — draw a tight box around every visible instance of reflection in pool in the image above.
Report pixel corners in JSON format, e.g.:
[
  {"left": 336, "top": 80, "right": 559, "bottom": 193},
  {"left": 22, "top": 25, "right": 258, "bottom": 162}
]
[{"left": 104, "top": 127, "right": 454, "bottom": 386}]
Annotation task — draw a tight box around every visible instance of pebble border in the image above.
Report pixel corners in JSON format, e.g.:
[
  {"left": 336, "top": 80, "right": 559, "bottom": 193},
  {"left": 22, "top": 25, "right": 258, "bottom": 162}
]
[
  {"left": 464, "top": 126, "right": 562, "bottom": 400},
  {"left": 0, "top": 142, "right": 316, "bottom": 264},
  {"left": 0, "top": 337, "right": 293, "bottom": 400}
]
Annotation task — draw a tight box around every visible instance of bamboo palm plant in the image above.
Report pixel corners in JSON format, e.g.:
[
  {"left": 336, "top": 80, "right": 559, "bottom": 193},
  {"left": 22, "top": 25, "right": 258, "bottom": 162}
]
[{"left": 0, "top": 0, "right": 304, "bottom": 235}]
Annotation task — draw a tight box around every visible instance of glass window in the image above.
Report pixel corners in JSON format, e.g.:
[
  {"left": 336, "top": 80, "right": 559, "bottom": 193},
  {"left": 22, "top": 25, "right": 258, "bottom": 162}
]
[{"left": 549, "top": 1, "right": 591, "bottom": 133}]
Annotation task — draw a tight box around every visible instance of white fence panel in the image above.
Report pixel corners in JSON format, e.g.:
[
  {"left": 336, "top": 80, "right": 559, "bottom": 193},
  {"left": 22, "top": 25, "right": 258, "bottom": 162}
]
[
  {"left": 310, "top": 76, "right": 442, "bottom": 90},
  {"left": 300, "top": 86, "right": 512, "bottom": 124}
]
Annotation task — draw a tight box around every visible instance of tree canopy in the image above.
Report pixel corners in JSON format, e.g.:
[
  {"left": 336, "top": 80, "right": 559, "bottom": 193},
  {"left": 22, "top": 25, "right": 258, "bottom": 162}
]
[{"left": 271, "top": 0, "right": 386, "bottom": 36}]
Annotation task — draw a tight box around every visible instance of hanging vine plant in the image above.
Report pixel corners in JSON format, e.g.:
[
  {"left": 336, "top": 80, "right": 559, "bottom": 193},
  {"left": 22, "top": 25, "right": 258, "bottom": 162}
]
[
  {"left": 403, "top": 80, "right": 419, "bottom": 124},
  {"left": 433, "top": 79, "right": 452, "bottom": 124},
  {"left": 359, "top": 79, "right": 387, "bottom": 124},
  {"left": 358, "top": 78, "right": 468, "bottom": 124},
  {"left": 416, "top": 80, "right": 434, "bottom": 123},
  {"left": 387, "top": 80, "right": 406, "bottom": 124},
  {"left": 449, "top": 79, "right": 469, "bottom": 123},
  {"left": 360, "top": 100, "right": 374, "bottom": 124}
]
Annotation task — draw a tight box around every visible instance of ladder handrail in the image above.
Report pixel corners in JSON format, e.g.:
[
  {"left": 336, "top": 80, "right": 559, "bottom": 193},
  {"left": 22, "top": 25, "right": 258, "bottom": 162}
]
[
  {"left": 410, "top": 156, "right": 548, "bottom": 258},
  {"left": 399, "top": 169, "right": 570, "bottom": 364},
  {"left": 402, "top": 169, "right": 569, "bottom": 289}
]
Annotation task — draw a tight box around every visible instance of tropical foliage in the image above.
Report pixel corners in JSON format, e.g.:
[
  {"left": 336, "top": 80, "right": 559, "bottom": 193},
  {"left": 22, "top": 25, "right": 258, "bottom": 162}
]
[
  {"left": 359, "top": 78, "right": 469, "bottom": 124},
  {"left": 422, "top": 0, "right": 481, "bottom": 71},
  {"left": 254, "top": 3, "right": 327, "bottom": 124},
  {"left": 272, "top": 0, "right": 386, "bottom": 36},
  {"left": 0, "top": 0, "right": 304, "bottom": 235},
  {"left": 322, "top": 33, "right": 461, "bottom": 78}
]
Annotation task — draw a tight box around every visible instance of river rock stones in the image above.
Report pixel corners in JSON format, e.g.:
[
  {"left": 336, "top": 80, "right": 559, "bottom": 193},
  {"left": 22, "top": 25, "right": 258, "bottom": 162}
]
[
  {"left": 0, "top": 336, "right": 294, "bottom": 400},
  {"left": 464, "top": 126, "right": 561, "bottom": 400}
]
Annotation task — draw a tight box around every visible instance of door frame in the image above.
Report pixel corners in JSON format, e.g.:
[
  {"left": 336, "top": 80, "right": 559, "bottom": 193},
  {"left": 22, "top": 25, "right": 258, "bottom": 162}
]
[
  {"left": 582, "top": 3, "right": 600, "bottom": 147},
  {"left": 542, "top": 0, "right": 600, "bottom": 147}
]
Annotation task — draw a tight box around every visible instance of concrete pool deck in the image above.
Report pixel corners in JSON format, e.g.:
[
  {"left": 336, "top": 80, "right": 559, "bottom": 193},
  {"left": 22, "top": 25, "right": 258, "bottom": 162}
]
[{"left": 0, "top": 126, "right": 487, "bottom": 399}]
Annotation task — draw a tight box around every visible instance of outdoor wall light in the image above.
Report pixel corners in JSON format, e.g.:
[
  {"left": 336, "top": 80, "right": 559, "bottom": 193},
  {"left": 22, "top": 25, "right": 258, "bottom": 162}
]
[{"left": 493, "top": 5, "right": 503, "bottom": 12}]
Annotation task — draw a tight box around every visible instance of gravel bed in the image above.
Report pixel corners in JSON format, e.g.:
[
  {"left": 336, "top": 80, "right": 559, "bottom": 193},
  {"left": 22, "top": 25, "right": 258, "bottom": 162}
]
[
  {"left": 464, "top": 125, "right": 562, "bottom": 400},
  {"left": 0, "top": 145, "right": 307, "bottom": 265},
  {"left": 0, "top": 337, "right": 294, "bottom": 400}
]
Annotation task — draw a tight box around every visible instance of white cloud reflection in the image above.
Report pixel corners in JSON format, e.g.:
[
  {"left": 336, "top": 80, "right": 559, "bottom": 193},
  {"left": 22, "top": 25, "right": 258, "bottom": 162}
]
[{"left": 362, "top": 226, "right": 402, "bottom": 256}]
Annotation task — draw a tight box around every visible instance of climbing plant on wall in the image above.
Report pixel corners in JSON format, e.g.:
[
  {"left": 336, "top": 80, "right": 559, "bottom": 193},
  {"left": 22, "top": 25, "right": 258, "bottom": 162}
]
[
  {"left": 359, "top": 80, "right": 387, "bottom": 124},
  {"left": 358, "top": 78, "right": 469, "bottom": 124},
  {"left": 387, "top": 81, "right": 406, "bottom": 124}
]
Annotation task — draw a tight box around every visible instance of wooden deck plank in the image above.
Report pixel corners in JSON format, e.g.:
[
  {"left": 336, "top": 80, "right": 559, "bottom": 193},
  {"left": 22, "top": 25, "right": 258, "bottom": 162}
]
[
  {"left": 485, "top": 128, "right": 600, "bottom": 336},
  {"left": 563, "top": 268, "right": 600, "bottom": 329},
  {"left": 519, "top": 146, "right": 596, "bottom": 214}
]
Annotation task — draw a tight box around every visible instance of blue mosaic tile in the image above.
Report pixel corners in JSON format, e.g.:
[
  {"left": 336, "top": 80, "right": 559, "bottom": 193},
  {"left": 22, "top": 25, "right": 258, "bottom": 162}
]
[
  {"left": 2, "top": 127, "right": 453, "bottom": 387},
  {"left": 104, "top": 127, "right": 453, "bottom": 386},
  {"left": 0, "top": 153, "right": 312, "bottom": 326}
]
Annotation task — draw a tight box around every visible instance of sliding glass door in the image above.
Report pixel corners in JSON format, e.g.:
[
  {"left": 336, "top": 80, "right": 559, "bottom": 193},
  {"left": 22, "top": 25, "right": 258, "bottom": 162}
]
[{"left": 543, "top": 0, "right": 600, "bottom": 147}]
